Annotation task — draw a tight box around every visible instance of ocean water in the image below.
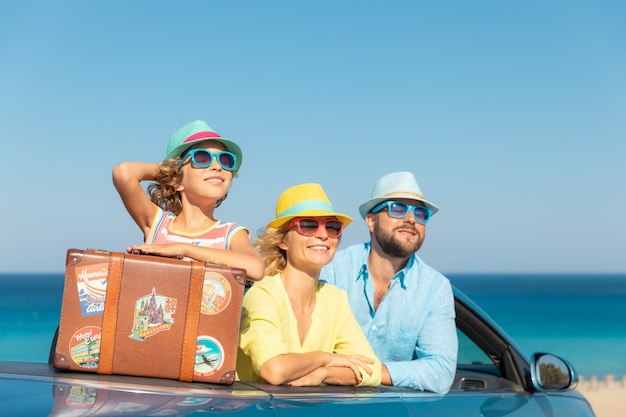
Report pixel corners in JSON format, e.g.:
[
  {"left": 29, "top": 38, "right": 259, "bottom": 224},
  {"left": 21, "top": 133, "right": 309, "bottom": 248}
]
[
  {"left": 0, "top": 274, "right": 64, "bottom": 363},
  {"left": 1, "top": 273, "right": 625, "bottom": 380},
  {"left": 449, "top": 273, "right": 626, "bottom": 380}
]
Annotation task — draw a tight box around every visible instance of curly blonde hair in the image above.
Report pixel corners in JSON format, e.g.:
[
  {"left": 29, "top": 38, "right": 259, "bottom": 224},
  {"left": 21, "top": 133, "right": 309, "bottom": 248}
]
[
  {"left": 254, "top": 226, "right": 288, "bottom": 276},
  {"left": 147, "top": 158, "right": 227, "bottom": 214}
]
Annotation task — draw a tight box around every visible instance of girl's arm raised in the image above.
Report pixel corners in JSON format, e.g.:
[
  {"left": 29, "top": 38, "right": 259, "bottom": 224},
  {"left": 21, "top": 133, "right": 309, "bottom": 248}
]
[{"left": 112, "top": 162, "right": 159, "bottom": 238}]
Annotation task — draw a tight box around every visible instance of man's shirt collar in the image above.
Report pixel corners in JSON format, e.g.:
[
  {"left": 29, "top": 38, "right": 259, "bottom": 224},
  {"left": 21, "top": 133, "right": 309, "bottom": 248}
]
[{"left": 357, "top": 241, "right": 418, "bottom": 289}]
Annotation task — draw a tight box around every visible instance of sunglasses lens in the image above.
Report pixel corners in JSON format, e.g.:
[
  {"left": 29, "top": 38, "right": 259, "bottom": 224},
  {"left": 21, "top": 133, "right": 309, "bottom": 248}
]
[
  {"left": 298, "top": 220, "right": 320, "bottom": 236},
  {"left": 192, "top": 150, "right": 213, "bottom": 167},
  {"left": 325, "top": 221, "right": 343, "bottom": 238},
  {"left": 388, "top": 202, "right": 409, "bottom": 218},
  {"left": 288, "top": 219, "right": 343, "bottom": 238},
  {"left": 413, "top": 207, "right": 429, "bottom": 224},
  {"left": 218, "top": 152, "right": 236, "bottom": 170}
]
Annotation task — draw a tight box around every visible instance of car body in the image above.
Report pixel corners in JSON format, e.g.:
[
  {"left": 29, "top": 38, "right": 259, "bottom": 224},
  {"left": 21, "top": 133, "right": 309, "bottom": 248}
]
[{"left": 0, "top": 287, "right": 596, "bottom": 416}]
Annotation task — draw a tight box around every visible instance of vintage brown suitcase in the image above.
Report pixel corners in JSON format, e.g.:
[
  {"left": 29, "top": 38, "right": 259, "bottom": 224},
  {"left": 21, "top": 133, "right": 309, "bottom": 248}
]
[{"left": 53, "top": 248, "right": 246, "bottom": 384}]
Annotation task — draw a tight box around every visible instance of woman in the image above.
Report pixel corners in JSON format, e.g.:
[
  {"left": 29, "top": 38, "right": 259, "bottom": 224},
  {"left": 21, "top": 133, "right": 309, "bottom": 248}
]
[{"left": 237, "top": 183, "right": 382, "bottom": 386}]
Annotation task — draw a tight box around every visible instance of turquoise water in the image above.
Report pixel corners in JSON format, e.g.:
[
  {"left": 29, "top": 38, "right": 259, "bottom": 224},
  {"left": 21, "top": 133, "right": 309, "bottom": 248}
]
[
  {"left": 450, "top": 273, "right": 626, "bottom": 379},
  {"left": 0, "top": 274, "right": 63, "bottom": 363},
  {"left": 1, "top": 273, "right": 625, "bottom": 379}
]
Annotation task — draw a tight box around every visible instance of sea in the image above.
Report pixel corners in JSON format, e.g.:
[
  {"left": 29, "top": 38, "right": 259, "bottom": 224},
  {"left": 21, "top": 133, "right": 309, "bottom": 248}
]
[{"left": 1, "top": 272, "right": 625, "bottom": 380}]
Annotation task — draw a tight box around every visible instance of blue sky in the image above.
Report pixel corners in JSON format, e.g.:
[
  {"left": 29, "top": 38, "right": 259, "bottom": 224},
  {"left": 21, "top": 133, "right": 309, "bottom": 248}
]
[{"left": 1, "top": 1, "right": 624, "bottom": 274}]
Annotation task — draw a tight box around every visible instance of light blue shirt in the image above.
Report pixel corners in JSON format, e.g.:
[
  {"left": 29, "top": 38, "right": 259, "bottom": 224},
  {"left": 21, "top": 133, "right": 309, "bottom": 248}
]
[{"left": 319, "top": 242, "right": 458, "bottom": 393}]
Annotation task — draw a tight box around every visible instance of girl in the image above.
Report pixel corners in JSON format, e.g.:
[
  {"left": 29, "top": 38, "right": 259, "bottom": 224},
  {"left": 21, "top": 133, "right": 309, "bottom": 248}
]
[{"left": 112, "top": 120, "right": 264, "bottom": 281}]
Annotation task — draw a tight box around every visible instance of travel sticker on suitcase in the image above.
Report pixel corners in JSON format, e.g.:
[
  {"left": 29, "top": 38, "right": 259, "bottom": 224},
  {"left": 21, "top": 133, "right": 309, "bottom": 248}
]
[
  {"left": 201, "top": 271, "right": 232, "bottom": 315},
  {"left": 69, "top": 325, "right": 101, "bottom": 369},
  {"left": 129, "top": 288, "right": 177, "bottom": 341},
  {"left": 75, "top": 262, "right": 108, "bottom": 317}
]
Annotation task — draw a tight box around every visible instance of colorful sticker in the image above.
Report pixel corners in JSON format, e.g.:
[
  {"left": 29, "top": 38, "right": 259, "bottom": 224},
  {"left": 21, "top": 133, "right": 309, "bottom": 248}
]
[
  {"left": 75, "top": 263, "right": 108, "bottom": 317},
  {"left": 201, "top": 272, "right": 231, "bottom": 315},
  {"left": 69, "top": 326, "right": 101, "bottom": 369},
  {"left": 65, "top": 386, "right": 97, "bottom": 407},
  {"left": 194, "top": 336, "right": 224, "bottom": 377},
  {"left": 129, "top": 288, "right": 176, "bottom": 341}
]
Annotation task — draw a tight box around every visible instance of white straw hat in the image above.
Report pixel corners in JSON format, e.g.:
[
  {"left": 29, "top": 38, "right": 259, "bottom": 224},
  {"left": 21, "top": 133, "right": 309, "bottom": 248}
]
[{"left": 358, "top": 171, "right": 439, "bottom": 219}]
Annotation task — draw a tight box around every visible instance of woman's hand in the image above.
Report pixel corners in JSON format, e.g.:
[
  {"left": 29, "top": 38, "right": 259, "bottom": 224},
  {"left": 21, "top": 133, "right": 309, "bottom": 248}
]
[
  {"left": 326, "top": 353, "right": 375, "bottom": 378},
  {"left": 322, "top": 353, "right": 375, "bottom": 384},
  {"left": 288, "top": 353, "right": 375, "bottom": 386},
  {"left": 258, "top": 351, "right": 376, "bottom": 387}
]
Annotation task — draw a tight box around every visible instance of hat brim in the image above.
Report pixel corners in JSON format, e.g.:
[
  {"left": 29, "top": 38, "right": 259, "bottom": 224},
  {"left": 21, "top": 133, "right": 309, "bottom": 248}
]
[
  {"left": 267, "top": 211, "right": 353, "bottom": 230},
  {"left": 359, "top": 196, "right": 439, "bottom": 219},
  {"left": 166, "top": 138, "right": 243, "bottom": 175}
]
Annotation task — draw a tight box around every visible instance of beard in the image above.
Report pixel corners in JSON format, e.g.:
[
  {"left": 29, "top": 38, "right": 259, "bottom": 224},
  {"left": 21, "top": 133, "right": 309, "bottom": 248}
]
[{"left": 374, "top": 221, "right": 423, "bottom": 258}]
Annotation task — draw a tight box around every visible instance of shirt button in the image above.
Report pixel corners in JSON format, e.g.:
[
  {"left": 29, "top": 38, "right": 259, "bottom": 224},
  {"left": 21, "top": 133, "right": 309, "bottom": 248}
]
[{"left": 371, "top": 325, "right": 377, "bottom": 330}]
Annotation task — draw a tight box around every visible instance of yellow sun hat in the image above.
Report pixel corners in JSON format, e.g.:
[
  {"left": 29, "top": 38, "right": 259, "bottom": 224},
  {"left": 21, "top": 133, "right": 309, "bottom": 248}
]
[{"left": 267, "top": 183, "right": 353, "bottom": 229}]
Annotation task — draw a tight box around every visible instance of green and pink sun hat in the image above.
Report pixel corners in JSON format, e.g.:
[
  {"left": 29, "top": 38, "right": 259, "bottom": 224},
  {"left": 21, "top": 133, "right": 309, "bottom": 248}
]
[{"left": 165, "top": 120, "right": 243, "bottom": 175}]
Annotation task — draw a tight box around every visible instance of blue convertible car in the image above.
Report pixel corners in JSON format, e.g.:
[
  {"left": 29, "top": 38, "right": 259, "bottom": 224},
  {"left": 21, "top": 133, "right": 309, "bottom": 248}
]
[{"left": 0, "top": 287, "right": 596, "bottom": 416}]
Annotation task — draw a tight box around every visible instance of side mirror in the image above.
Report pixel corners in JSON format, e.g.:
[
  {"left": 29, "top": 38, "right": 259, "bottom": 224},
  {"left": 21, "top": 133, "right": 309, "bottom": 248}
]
[{"left": 530, "top": 353, "right": 578, "bottom": 391}]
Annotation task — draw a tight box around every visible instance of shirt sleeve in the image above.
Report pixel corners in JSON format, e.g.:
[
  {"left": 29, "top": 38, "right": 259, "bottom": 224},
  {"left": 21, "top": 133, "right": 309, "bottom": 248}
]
[
  {"left": 384, "top": 279, "right": 458, "bottom": 393},
  {"left": 223, "top": 222, "right": 250, "bottom": 250},
  {"left": 144, "top": 207, "right": 169, "bottom": 244}
]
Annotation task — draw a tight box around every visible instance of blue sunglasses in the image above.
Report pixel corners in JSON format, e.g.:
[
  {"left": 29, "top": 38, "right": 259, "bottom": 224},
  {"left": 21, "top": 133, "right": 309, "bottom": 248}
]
[
  {"left": 179, "top": 149, "right": 238, "bottom": 171},
  {"left": 371, "top": 201, "right": 432, "bottom": 225}
]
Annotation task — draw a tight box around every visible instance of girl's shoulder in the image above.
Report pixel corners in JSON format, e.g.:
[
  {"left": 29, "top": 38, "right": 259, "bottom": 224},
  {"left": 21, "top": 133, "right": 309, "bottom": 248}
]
[{"left": 214, "top": 220, "right": 242, "bottom": 230}]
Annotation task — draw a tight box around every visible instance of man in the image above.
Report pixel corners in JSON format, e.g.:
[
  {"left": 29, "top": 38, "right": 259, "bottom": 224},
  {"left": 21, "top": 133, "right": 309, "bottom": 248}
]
[{"left": 319, "top": 171, "right": 457, "bottom": 393}]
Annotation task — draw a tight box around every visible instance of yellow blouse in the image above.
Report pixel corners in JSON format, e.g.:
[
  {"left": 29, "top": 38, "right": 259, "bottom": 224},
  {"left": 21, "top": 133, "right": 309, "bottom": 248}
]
[{"left": 237, "top": 273, "right": 382, "bottom": 386}]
